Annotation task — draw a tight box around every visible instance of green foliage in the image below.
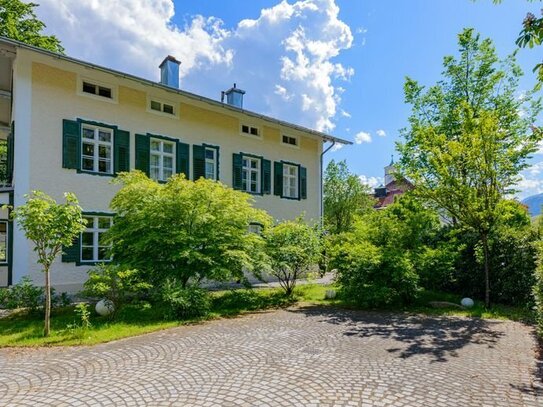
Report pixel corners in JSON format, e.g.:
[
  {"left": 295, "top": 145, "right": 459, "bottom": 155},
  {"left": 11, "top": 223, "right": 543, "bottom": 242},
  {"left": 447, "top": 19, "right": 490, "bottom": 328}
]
[
  {"left": 323, "top": 160, "right": 375, "bottom": 234},
  {"left": 264, "top": 218, "right": 321, "bottom": 296},
  {"left": 65, "top": 303, "right": 92, "bottom": 341},
  {"left": 329, "top": 195, "right": 433, "bottom": 307},
  {"left": 0, "top": 276, "right": 43, "bottom": 311},
  {"left": 107, "top": 172, "right": 271, "bottom": 287},
  {"left": 533, "top": 241, "right": 543, "bottom": 336},
  {"left": 397, "top": 28, "right": 543, "bottom": 306},
  {"left": 0, "top": 0, "right": 64, "bottom": 53},
  {"left": 160, "top": 279, "right": 211, "bottom": 319},
  {"left": 10, "top": 191, "right": 86, "bottom": 335},
  {"left": 83, "top": 264, "right": 152, "bottom": 311}
]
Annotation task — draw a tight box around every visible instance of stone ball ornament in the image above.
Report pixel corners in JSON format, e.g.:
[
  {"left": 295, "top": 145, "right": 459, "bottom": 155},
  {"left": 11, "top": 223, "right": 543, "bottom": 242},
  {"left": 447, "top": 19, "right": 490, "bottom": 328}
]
[
  {"left": 461, "top": 297, "right": 474, "bottom": 308},
  {"left": 95, "top": 299, "right": 115, "bottom": 316}
]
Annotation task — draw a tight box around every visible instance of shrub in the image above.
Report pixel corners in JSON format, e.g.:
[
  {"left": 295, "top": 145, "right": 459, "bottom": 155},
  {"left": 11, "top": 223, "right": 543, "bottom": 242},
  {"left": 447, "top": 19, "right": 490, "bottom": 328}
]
[
  {"left": 160, "top": 279, "right": 211, "bottom": 319},
  {"left": 533, "top": 241, "right": 543, "bottom": 336},
  {"left": 0, "top": 276, "right": 44, "bottom": 311},
  {"left": 83, "top": 264, "right": 152, "bottom": 311}
]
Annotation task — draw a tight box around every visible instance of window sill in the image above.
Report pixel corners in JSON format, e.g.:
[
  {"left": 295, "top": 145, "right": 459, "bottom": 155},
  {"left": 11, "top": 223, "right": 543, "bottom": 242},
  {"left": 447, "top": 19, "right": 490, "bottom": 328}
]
[
  {"left": 76, "top": 170, "right": 116, "bottom": 178},
  {"left": 77, "top": 260, "right": 112, "bottom": 267}
]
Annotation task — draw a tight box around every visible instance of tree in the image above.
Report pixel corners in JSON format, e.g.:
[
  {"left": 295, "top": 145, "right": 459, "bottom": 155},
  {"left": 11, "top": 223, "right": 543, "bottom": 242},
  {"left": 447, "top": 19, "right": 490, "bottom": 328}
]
[
  {"left": 323, "top": 160, "right": 375, "bottom": 234},
  {"left": 397, "top": 28, "right": 543, "bottom": 307},
  {"left": 107, "top": 172, "right": 271, "bottom": 288},
  {"left": 264, "top": 218, "right": 321, "bottom": 296},
  {"left": 0, "top": 0, "right": 64, "bottom": 53},
  {"left": 10, "top": 191, "right": 86, "bottom": 336}
]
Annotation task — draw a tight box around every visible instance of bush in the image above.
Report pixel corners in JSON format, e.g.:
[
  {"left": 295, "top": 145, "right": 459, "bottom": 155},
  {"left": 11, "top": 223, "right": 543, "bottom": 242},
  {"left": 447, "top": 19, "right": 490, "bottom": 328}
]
[
  {"left": 83, "top": 264, "right": 152, "bottom": 311},
  {"left": 0, "top": 277, "right": 44, "bottom": 311},
  {"left": 533, "top": 241, "right": 543, "bottom": 336},
  {"left": 160, "top": 279, "right": 211, "bottom": 319}
]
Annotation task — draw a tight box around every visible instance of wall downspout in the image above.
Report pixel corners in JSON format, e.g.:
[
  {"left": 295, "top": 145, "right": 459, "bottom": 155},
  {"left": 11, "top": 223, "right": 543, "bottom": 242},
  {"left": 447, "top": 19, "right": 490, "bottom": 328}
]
[{"left": 320, "top": 140, "right": 336, "bottom": 229}]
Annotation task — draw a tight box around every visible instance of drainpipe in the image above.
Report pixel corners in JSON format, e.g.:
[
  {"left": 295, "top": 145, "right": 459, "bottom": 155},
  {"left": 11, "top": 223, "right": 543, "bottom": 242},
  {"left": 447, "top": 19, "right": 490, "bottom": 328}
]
[{"left": 320, "top": 140, "right": 336, "bottom": 229}]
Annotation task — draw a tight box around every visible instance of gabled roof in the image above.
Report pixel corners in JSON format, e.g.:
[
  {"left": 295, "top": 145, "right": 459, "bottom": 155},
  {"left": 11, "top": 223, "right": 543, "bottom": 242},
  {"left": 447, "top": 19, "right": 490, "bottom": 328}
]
[{"left": 0, "top": 36, "right": 352, "bottom": 145}]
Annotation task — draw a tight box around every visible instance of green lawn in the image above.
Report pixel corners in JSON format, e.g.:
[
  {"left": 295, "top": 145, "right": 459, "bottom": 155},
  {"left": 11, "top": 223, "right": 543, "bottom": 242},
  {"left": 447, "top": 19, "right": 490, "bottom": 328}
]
[{"left": 0, "top": 284, "right": 533, "bottom": 347}]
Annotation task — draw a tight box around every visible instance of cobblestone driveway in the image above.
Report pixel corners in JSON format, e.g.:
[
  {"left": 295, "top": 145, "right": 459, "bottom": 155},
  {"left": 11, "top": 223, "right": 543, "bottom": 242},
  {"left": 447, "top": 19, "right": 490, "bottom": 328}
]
[{"left": 1, "top": 307, "right": 542, "bottom": 406}]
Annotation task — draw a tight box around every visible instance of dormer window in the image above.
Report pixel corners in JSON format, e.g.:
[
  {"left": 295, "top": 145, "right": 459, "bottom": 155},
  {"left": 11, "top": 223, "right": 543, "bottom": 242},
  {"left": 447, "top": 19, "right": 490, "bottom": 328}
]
[
  {"left": 241, "top": 124, "right": 260, "bottom": 138},
  {"left": 82, "top": 81, "right": 112, "bottom": 99},
  {"left": 282, "top": 134, "right": 298, "bottom": 147}
]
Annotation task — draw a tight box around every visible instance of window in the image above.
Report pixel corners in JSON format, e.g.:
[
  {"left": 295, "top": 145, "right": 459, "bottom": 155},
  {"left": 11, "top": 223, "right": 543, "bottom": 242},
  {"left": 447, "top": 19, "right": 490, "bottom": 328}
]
[
  {"left": 150, "top": 99, "right": 176, "bottom": 115},
  {"left": 81, "top": 216, "right": 112, "bottom": 263},
  {"left": 0, "top": 221, "right": 7, "bottom": 263},
  {"left": 248, "top": 223, "right": 263, "bottom": 235},
  {"left": 283, "top": 164, "right": 299, "bottom": 198},
  {"left": 81, "top": 125, "right": 113, "bottom": 174},
  {"left": 205, "top": 147, "right": 217, "bottom": 180},
  {"left": 242, "top": 156, "right": 261, "bottom": 193},
  {"left": 82, "top": 81, "right": 112, "bottom": 99},
  {"left": 282, "top": 134, "right": 298, "bottom": 147},
  {"left": 241, "top": 124, "right": 259, "bottom": 137},
  {"left": 150, "top": 139, "right": 175, "bottom": 181}
]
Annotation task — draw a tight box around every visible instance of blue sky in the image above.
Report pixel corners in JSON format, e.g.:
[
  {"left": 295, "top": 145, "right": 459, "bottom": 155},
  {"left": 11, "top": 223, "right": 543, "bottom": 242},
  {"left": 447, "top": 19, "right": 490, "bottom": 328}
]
[{"left": 36, "top": 0, "right": 543, "bottom": 197}]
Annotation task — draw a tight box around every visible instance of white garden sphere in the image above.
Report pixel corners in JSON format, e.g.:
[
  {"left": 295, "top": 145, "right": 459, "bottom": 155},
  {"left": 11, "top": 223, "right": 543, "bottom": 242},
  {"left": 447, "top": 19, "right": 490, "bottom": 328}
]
[
  {"left": 325, "top": 289, "right": 337, "bottom": 299},
  {"left": 95, "top": 299, "right": 115, "bottom": 316},
  {"left": 461, "top": 297, "right": 474, "bottom": 308}
]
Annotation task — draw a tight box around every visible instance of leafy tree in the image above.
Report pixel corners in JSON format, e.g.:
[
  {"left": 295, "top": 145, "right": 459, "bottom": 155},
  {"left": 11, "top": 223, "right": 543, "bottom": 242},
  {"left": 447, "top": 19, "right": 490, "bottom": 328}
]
[
  {"left": 0, "top": 0, "right": 64, "bottom": 53},
  {"left": 264, "top": 218, "right": 321, "bottom": 296},
  {"left": 397, "top": 28, "right": 543, "bottom": 307},
  {"left": 107, "top": 172, "right": 271, "bottom": 288},
  {"left": 323, "top": 160, "right": 375, "bottom": 234},
  {"left": 10, "top": 191, "right": 86, "bottom": 336}
]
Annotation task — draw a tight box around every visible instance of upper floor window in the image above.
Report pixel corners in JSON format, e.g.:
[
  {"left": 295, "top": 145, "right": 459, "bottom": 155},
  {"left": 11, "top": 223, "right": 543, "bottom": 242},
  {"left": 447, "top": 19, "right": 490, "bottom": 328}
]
[
  {"left": 81, "top": 125, "right": 113, "bottom": 174},
  {"left": 82, "top": 81, "right": 112, "bottom": 99},
  {"left": 242, "top": 156, "right": 261, "bottom": 194},
  {"left": 150, "top": 99, "right": 176, "bottom": 116},
  {"left": 283, "top": 164, "right": 299, "bottom": 199},
  {"left": 81, "top": 215, "right": 112, "bottom": 263},
  {"left": 205, "top": 147, "right": 217, "bottom": 180},
  {"left": 282, "top": 134, "right": 298, "bottom": 147},
  {"left": 241, "top": 124, "right": 260, "bottom": 137},
  {"left": 150, "top": 138, "right": 175, "bottom": 181}
]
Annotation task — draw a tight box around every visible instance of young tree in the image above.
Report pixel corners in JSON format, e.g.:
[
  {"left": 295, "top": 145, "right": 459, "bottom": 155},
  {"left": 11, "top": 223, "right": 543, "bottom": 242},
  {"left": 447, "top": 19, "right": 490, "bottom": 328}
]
[
  {"left": 107, "top": 172, "right": 271, "bottom": 288},
  {"left": 323, "top": 160, "right": 375, "bottom": 234},
  {"left": 10, "top": 191, "right": 86, "bottom": 336},
  {"left": 398, "top": 28, "right": 543, "bottom": 307},
  {"left": 264, "top": 219, "right": 321, "bottom": 296}
]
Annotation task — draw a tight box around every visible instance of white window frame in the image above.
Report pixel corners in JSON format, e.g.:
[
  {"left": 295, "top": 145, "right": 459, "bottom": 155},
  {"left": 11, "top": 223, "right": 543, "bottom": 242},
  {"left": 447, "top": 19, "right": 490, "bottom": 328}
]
[
  {"left": 78, "top": 76, "right": 118, "bottom": 104},
  {"left": 205, "top": 147, "right": 217, "bottom": 180},
  {"left": 81, "top": 124, "right": 114, "bottom": 175},
  {"left": 242, "top": 156, "right": 261, "bottom": 194},
  {"left": 248, "top": 223, "right": 263, "bottom": 235},
  {"left": 147, "top": 95, "right": 179, "bottom": 119},
  {"left": 240, "top": 123, "right": 262, "bottom": 139},
  {"left": 81, "top": 216, "right": 112, "bottom": 263},
  {"left": 150, "top": 138, "right": 176, "bottom": 182},
  {"left": 281, "top": 133, "right": 300, "bottom": 149},
  {"left": 0, "top": 220, "right": 7, "bottom": 264},
  {"left": 283, "top": 163, "right": 299, "bottom": 199}
]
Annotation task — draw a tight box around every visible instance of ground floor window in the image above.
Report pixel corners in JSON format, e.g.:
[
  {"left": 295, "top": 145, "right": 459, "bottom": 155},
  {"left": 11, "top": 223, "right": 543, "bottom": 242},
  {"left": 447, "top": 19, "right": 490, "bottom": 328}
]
[
  {"left": 0, "top": 221, "right": 7, "bottom": 263},
  {"left": 81, "top": 215, "right": 112, "bottom": 262}
]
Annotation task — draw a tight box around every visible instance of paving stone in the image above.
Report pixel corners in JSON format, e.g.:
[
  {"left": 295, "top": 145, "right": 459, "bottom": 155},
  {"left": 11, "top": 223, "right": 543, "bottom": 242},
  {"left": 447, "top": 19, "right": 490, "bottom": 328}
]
[{"left": 0, "top": 307, "right": 541, "bottom": 406}]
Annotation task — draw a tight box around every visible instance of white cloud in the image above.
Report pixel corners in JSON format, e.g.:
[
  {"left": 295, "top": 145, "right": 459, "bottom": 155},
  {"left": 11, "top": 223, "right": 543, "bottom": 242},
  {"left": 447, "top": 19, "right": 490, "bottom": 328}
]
[
  {"left": 359, "top": 175, "right": 382, "bottom": 188},
  {"left": 36, "top": 0, "right": 354, "bottom": 132},
  {"left": 516, "top": 173, "right": 543, "bottom": 200},
  {"left": 376, "top": 129, "right": 386, "bottom": 137},
  {"left": 340, "top": 110, "right": 351, "bottom": 118},
  {"left": 330, "top": 143, "right": 344, "bottom": 152},
  {"left": 354, "top": 131, "right": 372, "bottom": 144}
]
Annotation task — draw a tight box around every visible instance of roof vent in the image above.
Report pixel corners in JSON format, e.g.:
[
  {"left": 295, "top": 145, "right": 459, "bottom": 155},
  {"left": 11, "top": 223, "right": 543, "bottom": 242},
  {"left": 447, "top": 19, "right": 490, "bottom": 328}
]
[
  {"left": 159, "top": 55, "right": 181, "bottom": 88},
  {"left": 221, "top": 83, "right": 245, "bottom": 108}
]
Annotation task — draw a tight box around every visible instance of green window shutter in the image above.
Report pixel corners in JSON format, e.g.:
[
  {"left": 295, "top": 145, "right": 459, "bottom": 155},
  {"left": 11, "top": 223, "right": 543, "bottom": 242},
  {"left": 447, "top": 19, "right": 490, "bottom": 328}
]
[
  {"left": 62, "top": 235, "right": 81, "bottom": 264},
  {"left": 62, "top": 119, "right": 81, "bottom": 170},
  {"left": 232, "top": 153, "right": 243, "bottom": 190},
  {"left": 6, "top": 121, "right": 14, "bottom": 184},
  {"left": 135, "top": 134, "right": 150, "bottom": 176},
  {"left": 193, "top": 144, "right": 205, "bottom": 180},
  {"left": 176, "top": 141, "right": 190, "bottom": 178},
  {"left": 262, "top": 159, "right": 271, "bottom": 194},
  {"left": 274, "top": 161, "right": 283, "bottom": 196},
  {"left": 215, "top": 147, "right": 220, "bottom": 181},
  {"left": 300, "top": 166, "right": 307, "bottom": 200},
  {"left": 114, "top": 129, "right": 130, "bottom": 174}
]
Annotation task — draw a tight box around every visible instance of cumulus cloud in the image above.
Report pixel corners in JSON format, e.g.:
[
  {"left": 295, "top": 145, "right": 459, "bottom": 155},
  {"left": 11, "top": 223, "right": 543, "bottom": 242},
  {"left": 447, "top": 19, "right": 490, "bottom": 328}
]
[
  {"left": 516, "top": 172, "right": 543, "bottom": 200},
  {"left": 330, "top": 143, "right": 344, "bottom": 152},
  {"left": 376, "top": 129, "right": 386, "bottom": 137},
  {"left": 359, "top": 175, "right": 382, "bottom": 188},
  {"left": 36, "top": 0, "right": 354, "bottom": 132},
  {"left": 354, "top": 131, "right": 371, "bottom": 144}
]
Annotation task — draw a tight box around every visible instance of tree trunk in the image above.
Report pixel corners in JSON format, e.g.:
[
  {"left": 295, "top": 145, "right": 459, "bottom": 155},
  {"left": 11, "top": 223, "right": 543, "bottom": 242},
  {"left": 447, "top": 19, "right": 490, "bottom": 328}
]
[
  {"left": 44, "top": 267, "right": 51, "bottom": 337},
  {"left": 482, "top": 233, "right": 490, "bottom": 308}
]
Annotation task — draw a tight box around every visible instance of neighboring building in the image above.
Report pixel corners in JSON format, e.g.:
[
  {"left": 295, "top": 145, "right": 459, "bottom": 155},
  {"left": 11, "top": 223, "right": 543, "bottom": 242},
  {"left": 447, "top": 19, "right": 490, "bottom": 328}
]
[
  {"left": 0, "top": 37, "right": 350, "bottom": 291},
  {"left": 373, "top": 157, "right": 413, "bottom": 209}
]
